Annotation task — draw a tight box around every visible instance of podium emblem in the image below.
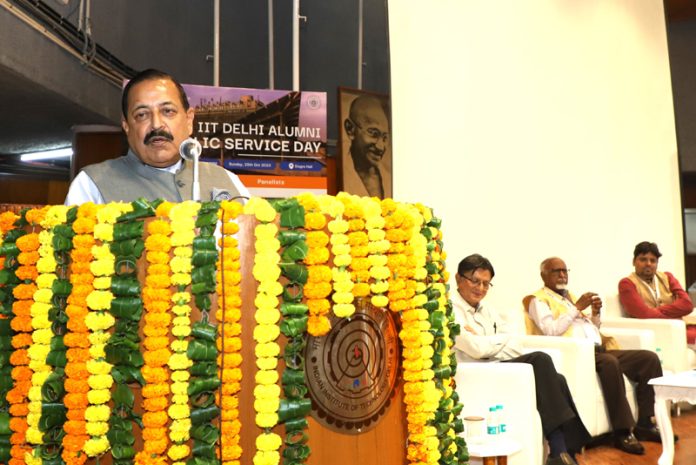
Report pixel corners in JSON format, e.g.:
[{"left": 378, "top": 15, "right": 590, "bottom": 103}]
[{"left": 305, "top": 299, "right": 400, "bottom": 433}]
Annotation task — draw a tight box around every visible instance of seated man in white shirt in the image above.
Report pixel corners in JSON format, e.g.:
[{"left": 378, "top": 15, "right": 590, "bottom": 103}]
[
  {"left": 525, "top": 256, "right": 665, "bottom": 456},
  {"left": 453, "top": 254, "right": 590, "bottom": 465},
  {"left": 65, "top": 68, "right": 249, "bottom": 205}
]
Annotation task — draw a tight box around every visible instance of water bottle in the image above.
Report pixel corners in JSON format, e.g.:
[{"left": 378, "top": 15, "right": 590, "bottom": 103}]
[
  {"left": 496, "top": 404, "right": 506, "bottom": 435},
  {"left": 487, "top": 406, "right": 498, "bottom": 435}
]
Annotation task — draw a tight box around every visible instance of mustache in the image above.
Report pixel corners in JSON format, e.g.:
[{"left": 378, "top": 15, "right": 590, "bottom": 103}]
[{"left": 144, "top": 128, "right": 174, "bottom": 145}]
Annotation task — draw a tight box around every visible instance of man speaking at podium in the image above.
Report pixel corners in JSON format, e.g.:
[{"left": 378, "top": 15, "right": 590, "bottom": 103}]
[{"left": 65, "top": 69, "right": 249, "bottom": 205}]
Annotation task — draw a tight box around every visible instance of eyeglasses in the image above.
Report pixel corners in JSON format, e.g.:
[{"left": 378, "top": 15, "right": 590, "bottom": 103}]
[
  {"left": 549, "top": 268, "right": 570, "bottom": 275},
  {"left": 461, "top": 274, "right": 493, "bottom": 290},
  {"left": 349, "top": 119, "right": 389, "bottom": 142}
]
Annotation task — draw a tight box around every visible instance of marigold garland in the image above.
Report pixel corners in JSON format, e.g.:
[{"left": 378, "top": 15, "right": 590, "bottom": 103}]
[
  {"left": 166, "top": 201, "right": 200, "bottom": 465},
  {"left": 25, "top": 208, "right": 56, "bottom": 461},
  {"left": 362, "top": 197, "right": 389, "bottom": 309},
  {"left": 9, "top": 208, "right": 42, "bottom": 465},
  {"left": 216, "top": 200, "right": 244, "bottom": 465},
  {"left": 0, "top": 210, "right": 20, "bottom": 465},
  {"left": 418, "top": 208, "right": 467, "bottom": 464},
  {"left": 318, "top": 195, "right": 355, "bottom": 319},
  {"left": 337, "top": 193, "right": 370, "bottom": 299},
  {"left": 136, "top": 201, "right": 173, "bottom": 465},
  {"left": 399, "top": 206, "right": 441, "bottom": 465},
  {"left": 0, "top": 194, "right": 470, "bottom": 465},
  {"left": 296, "top": 194, "right": 331, "bottom": 337},
  {"left": 244, "top": 197, "right": 282, "bottom": 465},
  {"left": 63, "top": 203, "right": 98, "bottom": 465}
]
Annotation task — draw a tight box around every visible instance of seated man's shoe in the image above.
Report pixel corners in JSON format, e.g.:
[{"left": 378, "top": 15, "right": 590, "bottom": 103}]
[
  {"left": 545, "top": 452, "right": 578, "bottom": 465},
  {"left": 634, "top": 424, "right": 679, "bottom": 443},
  {"left": 614, "top": 433, "right": 645, "bottom": 455}
]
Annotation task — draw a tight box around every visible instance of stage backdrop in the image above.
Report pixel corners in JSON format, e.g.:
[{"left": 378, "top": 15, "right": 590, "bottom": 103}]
[
  {"left": 389, "top": 0, "right": 684, "bottom": 315},
  {"left": 184, "top": 84, "right": 328, "bottom": 198}
]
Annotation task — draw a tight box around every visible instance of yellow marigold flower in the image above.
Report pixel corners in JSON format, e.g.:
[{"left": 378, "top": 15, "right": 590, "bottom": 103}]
[
  {"left": 25, "top": 428, "right": 43, "bottom": 446},
  {"left": 255, "top": 307, "right": 280, "bottom": 326},
  {"left": 84, "top": 311, "right": 115, "bottom": 330},
  {"left": 88, "top": 374, "right": 114, "bottom": 390},
  {"left": 371, "top": 295, "right": 389, "bottom": 308},
  {"left": 169, "top": 429, "right": 189, "bottom": 443},
  {"left": 168, "top": 354, "right": 193, "bottom": 371},
  {"left": 253, "top": 325, "right": 280, "bottom": 344},
  {"left": 173, "top": 246, "right": 193, "bottom": 257},
  {"left": 35, "top": 273, "right": 57, "bottom": 289},
  {"left": 170, "top": 381, "right": 189, "bottom": 396},
  {"left": 333, "top": 304, "right": 355, "bottom": 318},
  {"left": 92, "top": 276, "right": 112, "bottom": 290},
  {"left": 254, "top": 294, "right": 279, "bottom": 312},
  {"left": 256, "top": 356, "right": 278, "bottom": 371},
  {"left": 255, "top": 369, "right": 279, "bottom": 385},
  {"left": 168, "top": 404, "right": 190, "bottom": 420},
  {"left": 170, "top": 340, "right": 188, "bottom": 353},
  {"left": 168, "top": 444, "right": 190, "bottom": 461},
  {"left": 86, "top": 405, "right": 111, "bottom": 422},
  {"left": 255, "top": 413, "right": 279, "bottom": 429},
  {"left": 86, "top": 421, "right": 109, "bottom": 436},
  {"left": 255, "top": 342, "right": 280, "bottom": 358},
  {"left": 256, "top": 432, "right": 282, "bottom": 452},
  {"left": 253, "top": 384, "right": 281, "bottom": 399},
  {"left": 171, "top": 370, "right": 190, "bottom": 382},
  {"left": 87, "top": 388, "right": 111, "bottom": 405},
  {"left": 32, "top": 328, "right": 53, "bottom": 345}
]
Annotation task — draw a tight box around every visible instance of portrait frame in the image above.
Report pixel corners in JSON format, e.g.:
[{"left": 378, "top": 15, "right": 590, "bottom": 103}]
[{"left": 337, "top": 87, "right": 392, "bottom": 199}]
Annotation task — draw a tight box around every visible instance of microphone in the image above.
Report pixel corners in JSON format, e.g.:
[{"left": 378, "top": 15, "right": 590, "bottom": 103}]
[
  {"left": 179, "top": 137, "right": 202, "bottom": 161},
  {"left": 179, "top": 137, "right": 201, "bottom": 201}
]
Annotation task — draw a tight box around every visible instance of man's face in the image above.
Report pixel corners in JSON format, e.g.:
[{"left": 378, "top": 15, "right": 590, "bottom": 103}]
[
  {"left": 346, "top": 104, "right": 389, "bottom": 168},
  {"left": 455, "top": 268, "right": 492, "bottom": 308},
  {"left": 541, "top": 258, "right": 569, "bottom": 293},
  {"left": 633, "top": 252, "right": 659, "bottom": 281},
  {"left": 121, "top": 78, "right": 194, "bottom": 168}
]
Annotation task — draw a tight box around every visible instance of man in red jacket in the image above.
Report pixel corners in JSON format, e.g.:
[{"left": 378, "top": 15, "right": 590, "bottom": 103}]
[{"left": 618, "top": 241, "right": 695, "bottom": 344}]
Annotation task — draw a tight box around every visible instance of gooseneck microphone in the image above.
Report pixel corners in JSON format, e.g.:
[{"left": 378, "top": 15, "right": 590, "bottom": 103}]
[{"left": 179, "top": 137, "right": 202, "bottom": 201}]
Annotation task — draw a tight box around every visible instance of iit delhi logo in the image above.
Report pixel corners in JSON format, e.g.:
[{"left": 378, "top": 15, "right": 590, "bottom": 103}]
[{"left": 305, "top": 298, "right": 400, "bottom": 433}]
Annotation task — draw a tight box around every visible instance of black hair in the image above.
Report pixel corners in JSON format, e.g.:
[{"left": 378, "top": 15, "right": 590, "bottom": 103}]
[
  {"left": 633, "top": 241, "right": 662, "bottom": 259},
  {"left": 457, "top": 254, "right": 495, "bottom": 278},
  {"left": 121, "top": 68, "right": 190, "bottom": 118}
]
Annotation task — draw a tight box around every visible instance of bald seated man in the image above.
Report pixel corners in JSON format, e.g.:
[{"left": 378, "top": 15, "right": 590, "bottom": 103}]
[{"left": 525, "top": 257, "right": 666, "bottom": 456}]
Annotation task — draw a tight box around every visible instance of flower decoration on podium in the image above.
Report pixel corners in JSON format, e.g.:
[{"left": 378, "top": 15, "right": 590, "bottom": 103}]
[{"left": 0, "top": 194, "right": 467, "bottom": 465}]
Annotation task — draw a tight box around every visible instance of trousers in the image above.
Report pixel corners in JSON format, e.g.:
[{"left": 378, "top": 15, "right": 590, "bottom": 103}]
[
  {"left": 595, "top": 349, "right": 662, "bottom": 431},
  {"left": 503, "top": 351, "right": 591, "bottom": 452}
]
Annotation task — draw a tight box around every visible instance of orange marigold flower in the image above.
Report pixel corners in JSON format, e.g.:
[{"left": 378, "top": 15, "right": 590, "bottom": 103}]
[
  {"left": 143, "top": 396, "right": 169, "bottom": 413},
  {"left": 8, "top": 403, "right": 28, "bottom": 417},
  {"left": 65, "top": 378, "right": 90, "bottom": 393},
  {"left": 10, "top": 333, "right": 32, "bottom": 349},
  {"left": 9, "top": 350, "right": 29, "bottom": 366},
  {"left": 15, "top": 265, "right": 38, "bottom": 281},
  {"left": 143, "top": 336, "right": 170, "bottom": 352},
  {"left": 64, "top": 333, "right": 91, "bottom": 348},
  {"left": 142, "top": 410, "right": 168, "bottom": 427},
  {"left": 64, "top": 362, "right": 88, "bottom": 379}
]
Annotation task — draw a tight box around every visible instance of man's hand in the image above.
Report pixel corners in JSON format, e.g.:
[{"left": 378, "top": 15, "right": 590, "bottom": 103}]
[
  {"left": 576, "top": 292, "right": 600, "bottom": 311},
  {"left": 463, "top": 325, "right": 478, "bottom": 335},
  {"left": 590, "top": 295, "right": 602, "bottom": 316}
]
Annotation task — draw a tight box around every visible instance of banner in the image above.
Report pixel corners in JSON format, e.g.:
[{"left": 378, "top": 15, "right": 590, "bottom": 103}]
[{"left": 184, "top": 84, "right": 328, "bottom": 197}]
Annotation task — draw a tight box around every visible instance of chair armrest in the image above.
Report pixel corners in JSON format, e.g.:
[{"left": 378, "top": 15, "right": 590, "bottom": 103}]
[
  {"left": 455, "top": 362, "right": 537, "bottom": 417},
  {"left": 601, "top": 317, "right": 688, "bottom": 372},
  {"left": 599, "top": 327, "right": 655, "bottom": 351},
  {"left": 517, "top": 335, "right": 597, "bottom": 429}
]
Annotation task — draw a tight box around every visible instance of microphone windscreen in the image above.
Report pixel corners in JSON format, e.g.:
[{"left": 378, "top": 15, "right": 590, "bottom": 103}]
[{"left": 179, "top": 138, "right": 202, "bottom": 161}]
